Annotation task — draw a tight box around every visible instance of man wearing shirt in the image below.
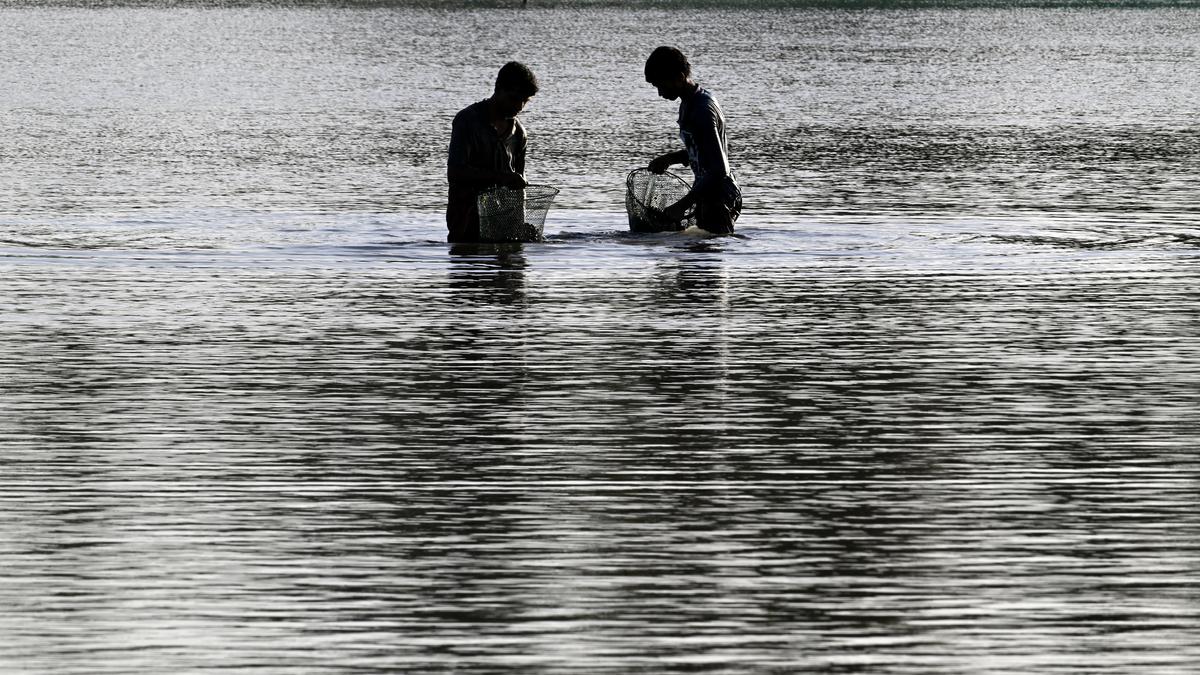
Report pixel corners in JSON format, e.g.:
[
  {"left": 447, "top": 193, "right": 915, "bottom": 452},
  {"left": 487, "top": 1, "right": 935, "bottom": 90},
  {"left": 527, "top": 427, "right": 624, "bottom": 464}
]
[
  {"left": 644, "top": 46, "right": 742, "bottom": 235},
  {"left": 446, "top": 62, "right": 539, "bottom": 243}
]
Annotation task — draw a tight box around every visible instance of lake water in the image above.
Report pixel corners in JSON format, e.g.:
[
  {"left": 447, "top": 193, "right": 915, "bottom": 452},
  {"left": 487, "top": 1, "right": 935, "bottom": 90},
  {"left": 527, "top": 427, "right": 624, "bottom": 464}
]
[{"left": 2, "top": 3, "right": 1200, "bottom": 672}]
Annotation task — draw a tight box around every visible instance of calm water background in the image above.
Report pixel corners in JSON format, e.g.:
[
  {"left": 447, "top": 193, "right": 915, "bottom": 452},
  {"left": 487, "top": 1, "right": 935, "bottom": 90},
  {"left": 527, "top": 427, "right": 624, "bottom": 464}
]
[{"left": 3, "top": 2, "right": 1200, "bottom": 672}]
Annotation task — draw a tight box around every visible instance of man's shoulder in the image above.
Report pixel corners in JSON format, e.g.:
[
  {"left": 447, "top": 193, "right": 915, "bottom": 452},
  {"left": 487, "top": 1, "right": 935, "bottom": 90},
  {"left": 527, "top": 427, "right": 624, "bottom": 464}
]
[
  {"left": 683, "top": 87, "right": 723, "bottom": 121},
  {"left": 694, "top": 87, "right": 722, "bottom": 110},
  {"left": 454, "top": 99, "right": 489, "bottom": 125}
]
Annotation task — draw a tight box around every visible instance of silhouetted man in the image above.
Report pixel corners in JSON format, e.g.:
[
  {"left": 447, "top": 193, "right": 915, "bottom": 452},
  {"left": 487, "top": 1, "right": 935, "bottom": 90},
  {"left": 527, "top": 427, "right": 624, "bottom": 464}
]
[
  {"left": 446, "top": 62, "right": 538, "bottom": 243},
  {"left": 645, "top": 47, "right": 742, "bottom": 235}
]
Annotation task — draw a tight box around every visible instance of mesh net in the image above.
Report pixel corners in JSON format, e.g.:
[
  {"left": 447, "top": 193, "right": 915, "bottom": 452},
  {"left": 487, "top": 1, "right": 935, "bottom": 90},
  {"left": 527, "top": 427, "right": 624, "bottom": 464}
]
[
  {"left": 477, "top": 185, "right": 559, "bottom": 243},
  {"left": 625, "top": 168, "right": 696, "bottom": 232}
]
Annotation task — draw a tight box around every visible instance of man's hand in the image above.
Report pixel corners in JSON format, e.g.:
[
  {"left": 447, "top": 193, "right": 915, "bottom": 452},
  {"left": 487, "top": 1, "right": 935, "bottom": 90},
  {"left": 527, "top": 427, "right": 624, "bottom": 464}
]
[
  {"left": 498, "top": 172, "right": 528, "bottom": 189},
  {"left": 648, "top": 154, "right": 674, "bottom": 174},
  {"left": 661, "top": 200, "right": 688, "bottom": 223},
  {"left": 644, "top": 201, "right": 688, "bottom": 227}
]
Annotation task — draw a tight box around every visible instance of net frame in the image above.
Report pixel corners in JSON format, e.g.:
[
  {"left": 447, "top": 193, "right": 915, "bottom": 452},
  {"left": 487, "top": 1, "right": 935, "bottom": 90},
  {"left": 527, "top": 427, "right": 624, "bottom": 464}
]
[
  {"left": 477, "top": 185, "right": 560, "bottom": 243},
  {"left": 625, "top": 168, "right": 696, "bottom": 232}
]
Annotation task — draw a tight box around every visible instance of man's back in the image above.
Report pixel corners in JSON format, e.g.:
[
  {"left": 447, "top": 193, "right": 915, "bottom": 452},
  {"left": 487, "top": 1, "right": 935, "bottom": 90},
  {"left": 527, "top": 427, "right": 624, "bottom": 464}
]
[{"left": 677, "top": 86, "right": 735, "bottom": 200}]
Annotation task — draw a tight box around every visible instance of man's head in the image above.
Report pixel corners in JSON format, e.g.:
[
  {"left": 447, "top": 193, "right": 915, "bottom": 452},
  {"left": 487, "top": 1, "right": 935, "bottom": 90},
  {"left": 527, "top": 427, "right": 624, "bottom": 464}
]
[
  {"left": 645, "top": 46, "right": 692, "bottom": 101},
  {"left": 492, "top": 61, "right": 538, "bottom": 118}
]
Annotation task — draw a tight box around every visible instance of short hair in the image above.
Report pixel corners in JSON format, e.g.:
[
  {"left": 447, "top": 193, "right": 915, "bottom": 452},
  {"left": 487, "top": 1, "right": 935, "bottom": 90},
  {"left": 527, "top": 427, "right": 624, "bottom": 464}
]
[
  {"left": 645, "top": 46, "right": 691, "bottom": 83},
  {"left": 495, "top": 61, "right": 539, "bottom": 98}
]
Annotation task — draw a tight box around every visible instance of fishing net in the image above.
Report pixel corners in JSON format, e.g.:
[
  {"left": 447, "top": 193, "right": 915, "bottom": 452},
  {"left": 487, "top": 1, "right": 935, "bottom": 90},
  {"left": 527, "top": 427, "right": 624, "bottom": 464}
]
[
  {"left": 477, "top": 185, "right": 559, "bottom": 243},
  {"left": 625, "top": 168, "right": 696, "bottom": 232}
]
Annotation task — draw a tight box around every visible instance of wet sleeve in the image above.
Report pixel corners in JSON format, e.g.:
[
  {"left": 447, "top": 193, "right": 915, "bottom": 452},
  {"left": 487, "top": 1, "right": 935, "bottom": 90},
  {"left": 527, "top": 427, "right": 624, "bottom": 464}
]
[
  {"left": 513, "top": 123, "right": 527, "bottom": 176},
  {"left": 447, "top": 112, "right": 470, "bottom": 169},
  {"left": 687, "top": 99, "right": 731, "bottom": 195}
]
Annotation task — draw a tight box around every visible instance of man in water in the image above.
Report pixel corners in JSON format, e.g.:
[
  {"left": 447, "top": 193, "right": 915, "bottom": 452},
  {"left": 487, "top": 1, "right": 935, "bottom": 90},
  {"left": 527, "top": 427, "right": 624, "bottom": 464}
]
[
  {"left": 446, "top": 62, "right": 539, "bottom": 243},
  {"left": 644, "top": 46, "right": 742, "bottom": 235}
]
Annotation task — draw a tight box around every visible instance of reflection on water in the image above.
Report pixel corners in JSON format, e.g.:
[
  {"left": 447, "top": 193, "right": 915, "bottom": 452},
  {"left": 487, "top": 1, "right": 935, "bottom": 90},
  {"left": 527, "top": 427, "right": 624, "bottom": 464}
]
[
  {"left": 8, "top": 220, "right": 1199, "bottom": 671},
  {"left": 449, "top": 244, "right": 528, "bottom": 304},
  {"left": 2, "top": 3, "right": 1200, "bottom": 673}
]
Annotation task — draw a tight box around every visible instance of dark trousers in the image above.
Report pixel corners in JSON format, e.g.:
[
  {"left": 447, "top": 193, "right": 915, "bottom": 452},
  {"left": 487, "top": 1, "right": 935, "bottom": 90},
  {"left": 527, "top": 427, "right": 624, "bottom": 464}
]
[
  {"left": 446, "top": 187, "right": 481, "bottom": 243},
  {"left": 696, "top": 192, "right": 742, "bottom": 235}
]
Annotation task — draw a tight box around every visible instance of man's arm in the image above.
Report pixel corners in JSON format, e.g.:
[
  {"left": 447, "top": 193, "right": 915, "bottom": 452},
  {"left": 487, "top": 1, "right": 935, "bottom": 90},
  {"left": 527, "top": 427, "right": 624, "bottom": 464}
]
[
  {"left": 512, "top": 124, "right": 527, "bottom": 178},
  {"left": 659, "top": 191, "right": 696, "bottom": 224},
  {"left": 649, "top": 149, "right": 689, "bottom": 174}
]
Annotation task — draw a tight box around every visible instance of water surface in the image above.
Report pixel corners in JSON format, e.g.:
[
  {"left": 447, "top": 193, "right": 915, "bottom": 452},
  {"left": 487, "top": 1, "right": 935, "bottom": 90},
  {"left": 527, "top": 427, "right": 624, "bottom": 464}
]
[{"left": 2, "top": 4, "right": 1199, "bottom": 672}]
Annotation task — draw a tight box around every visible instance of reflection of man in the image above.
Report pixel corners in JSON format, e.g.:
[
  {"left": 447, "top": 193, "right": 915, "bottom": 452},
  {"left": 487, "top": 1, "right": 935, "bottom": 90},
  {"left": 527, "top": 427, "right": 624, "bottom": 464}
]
[
  {"left": 644, "top": 47, "right": 742, "bottom": 235},
  {"left": 446, "top": 62, "right": 539, "bottom": 243}
]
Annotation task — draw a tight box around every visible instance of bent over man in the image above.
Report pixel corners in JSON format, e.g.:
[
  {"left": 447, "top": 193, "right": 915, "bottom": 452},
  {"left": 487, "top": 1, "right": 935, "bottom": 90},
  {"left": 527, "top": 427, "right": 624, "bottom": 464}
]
[
  {"left": 644, "top": 46, "right": 742, "bottom": 235},
  {"left": 446, "top": 62, "right": 539, "bottom": 243}
]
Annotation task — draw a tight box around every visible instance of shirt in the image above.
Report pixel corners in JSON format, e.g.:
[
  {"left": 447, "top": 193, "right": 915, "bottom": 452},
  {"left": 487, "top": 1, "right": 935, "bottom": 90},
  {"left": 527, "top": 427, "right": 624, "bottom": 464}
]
[
  {"left": 447, "top": 99, "right": 526, "bottom": 190},
  {"left": 678, "top": 86, "right": 738, "bottom": 201}
]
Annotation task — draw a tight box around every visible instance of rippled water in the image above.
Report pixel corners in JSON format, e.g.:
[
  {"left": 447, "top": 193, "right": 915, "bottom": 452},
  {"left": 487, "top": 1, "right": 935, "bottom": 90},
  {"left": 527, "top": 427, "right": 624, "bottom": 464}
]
[{"left": 3, "top": 4, "right": 1200, "bottom": 672}]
